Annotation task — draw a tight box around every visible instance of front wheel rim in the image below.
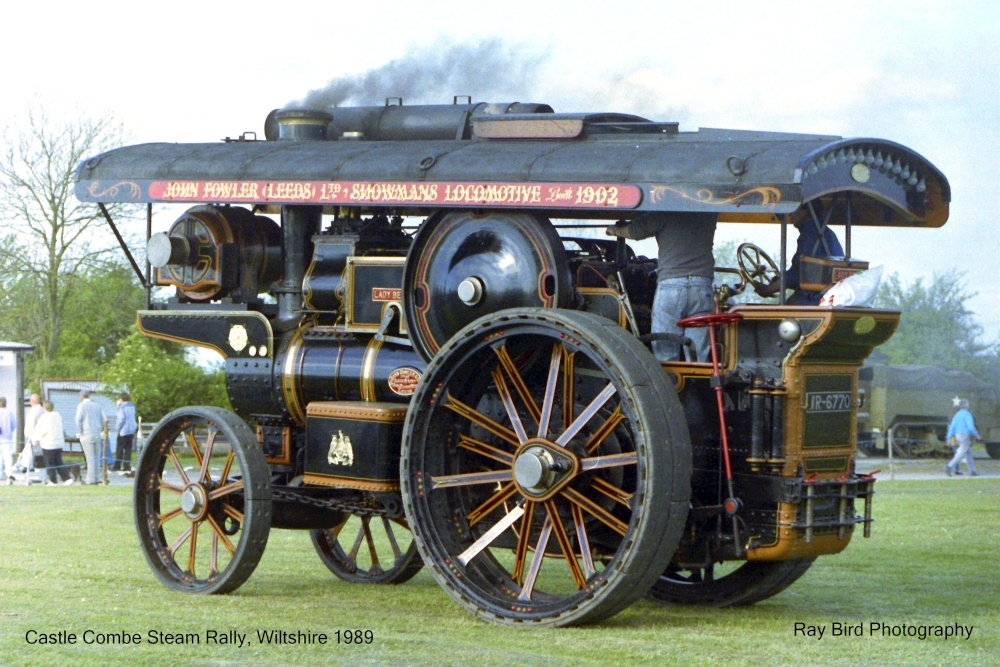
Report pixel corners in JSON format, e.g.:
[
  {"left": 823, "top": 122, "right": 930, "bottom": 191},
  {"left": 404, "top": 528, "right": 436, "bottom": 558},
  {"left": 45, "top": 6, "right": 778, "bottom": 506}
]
[
  {"left": 134, "top": 407, "right": 270, "bottom": 593},
  {"left": 402, "top": 310, "right": 690, "bottom": 625}
]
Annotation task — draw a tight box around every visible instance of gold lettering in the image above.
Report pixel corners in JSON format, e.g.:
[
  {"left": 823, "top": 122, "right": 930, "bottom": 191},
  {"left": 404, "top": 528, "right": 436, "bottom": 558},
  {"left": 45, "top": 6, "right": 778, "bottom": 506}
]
[
  {"left": 419, "top": 184, "right": 435, "bottom": 201},
  {"left": 204, "top": 182, "right": 236, "bottom": 199},
  {"left": 320, "top": 183, "right": 342, "bottom": 200},
  {"left": 164, "top": 182, "right": 199, "bottom": 199},
  {"left": 266, "top": 182, "right": 314, "bottom": 200},
  {"left": 240, "top": 182, "right": 259, "bottom": 199}
]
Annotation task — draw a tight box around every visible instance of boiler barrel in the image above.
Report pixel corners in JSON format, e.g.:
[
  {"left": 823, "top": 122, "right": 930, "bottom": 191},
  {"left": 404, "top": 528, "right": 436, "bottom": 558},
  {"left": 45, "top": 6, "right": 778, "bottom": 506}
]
[{"left": 227, "top": 330, "right": 425, "bottom": 426}]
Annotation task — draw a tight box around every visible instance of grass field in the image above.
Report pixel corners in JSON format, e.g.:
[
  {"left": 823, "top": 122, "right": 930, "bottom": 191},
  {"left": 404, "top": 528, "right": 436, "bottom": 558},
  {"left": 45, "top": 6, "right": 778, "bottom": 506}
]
[{"left": 0, "top": 477, "right": 996, "bottom": 666}]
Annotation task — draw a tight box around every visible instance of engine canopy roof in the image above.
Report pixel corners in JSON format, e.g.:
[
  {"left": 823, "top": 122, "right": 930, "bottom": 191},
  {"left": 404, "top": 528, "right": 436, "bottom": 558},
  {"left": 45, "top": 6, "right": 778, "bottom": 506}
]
[{"left": 75, "top": 103, "right": 950, "bottom": 228}]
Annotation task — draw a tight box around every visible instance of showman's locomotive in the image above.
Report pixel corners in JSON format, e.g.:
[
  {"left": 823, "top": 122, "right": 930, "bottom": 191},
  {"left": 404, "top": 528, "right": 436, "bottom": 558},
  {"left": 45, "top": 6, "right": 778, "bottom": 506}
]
[{"left": 76, "top": 98, "right": 950, "bottom": 626}]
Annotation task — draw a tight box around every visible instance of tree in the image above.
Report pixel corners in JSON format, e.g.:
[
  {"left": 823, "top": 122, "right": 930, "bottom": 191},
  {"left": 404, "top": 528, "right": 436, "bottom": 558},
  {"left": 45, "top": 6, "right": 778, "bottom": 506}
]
[
  {"left": 0, "top": 262, "right": 146, "bottom": 389},
  {"left": 0, "top": 104, "right": 137, "bottom": 364},
  {"left": 100, "top": 328, "right": 232, "bottom": 422},
  {"left": 57, "top": 264, "right": 147, "bottom": 366},
  {"left": 875, "top": 270, "right": 998, "bottom": 385}
]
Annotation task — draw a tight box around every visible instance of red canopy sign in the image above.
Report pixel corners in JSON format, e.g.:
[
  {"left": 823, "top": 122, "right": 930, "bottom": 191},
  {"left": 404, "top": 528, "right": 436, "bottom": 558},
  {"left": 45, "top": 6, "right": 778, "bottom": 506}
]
[{"left": 146, "top": 180, "right": 642, "bottom": 209}]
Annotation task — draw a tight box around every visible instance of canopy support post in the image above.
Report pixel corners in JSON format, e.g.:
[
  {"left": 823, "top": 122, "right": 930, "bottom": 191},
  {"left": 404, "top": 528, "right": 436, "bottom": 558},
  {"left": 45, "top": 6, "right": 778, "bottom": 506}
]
[
  {"left": 146, "top": 203, "right": 153, "bottom": 309},
  {"left": 98, "top": 203, "right": 149, "bottom": 292},
  {"left": 779, "top": 215, "right": 788, "bottom": 305},
  {"left": 845, "top": 192, "right": 852, "bottom": 260}
]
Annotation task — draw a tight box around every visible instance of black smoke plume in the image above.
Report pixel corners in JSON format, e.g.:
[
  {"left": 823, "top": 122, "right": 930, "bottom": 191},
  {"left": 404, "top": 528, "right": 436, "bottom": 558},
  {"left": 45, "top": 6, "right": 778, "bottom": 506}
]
[{"left": 289, "top": 38, "right": 549, "bottom": 110}]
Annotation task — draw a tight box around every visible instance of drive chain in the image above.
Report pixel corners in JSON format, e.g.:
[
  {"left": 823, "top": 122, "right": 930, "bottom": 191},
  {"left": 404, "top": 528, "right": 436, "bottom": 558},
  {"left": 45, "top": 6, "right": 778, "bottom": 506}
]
[{"left": 271, "top": 487, "right": 388, "bottom": 517}]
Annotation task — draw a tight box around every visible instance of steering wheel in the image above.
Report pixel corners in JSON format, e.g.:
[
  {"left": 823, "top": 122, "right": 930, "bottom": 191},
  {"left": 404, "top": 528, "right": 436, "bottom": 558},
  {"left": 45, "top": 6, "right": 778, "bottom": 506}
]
[{"left": 737, "top": 243, "right": 780, "bottom": 292}]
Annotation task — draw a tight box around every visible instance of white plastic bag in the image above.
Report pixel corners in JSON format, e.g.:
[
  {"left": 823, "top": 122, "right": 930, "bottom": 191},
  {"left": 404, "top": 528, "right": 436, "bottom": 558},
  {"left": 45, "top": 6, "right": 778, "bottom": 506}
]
[{"left": 820, "top": 265, "right": 883, "bottom": 307}]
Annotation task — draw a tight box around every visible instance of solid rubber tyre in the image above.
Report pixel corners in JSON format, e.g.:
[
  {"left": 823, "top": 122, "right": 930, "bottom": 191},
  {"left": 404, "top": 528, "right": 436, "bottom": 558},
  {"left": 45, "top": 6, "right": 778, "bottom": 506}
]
[
  {"left": 134, "top": 406, "right": 271, "bottom": 594},
  {"left": 401, "top": 308, "right": 691, "bottom": 626},
  {"left": 647, "top": 558, "right": 816, "bottom": 607}
]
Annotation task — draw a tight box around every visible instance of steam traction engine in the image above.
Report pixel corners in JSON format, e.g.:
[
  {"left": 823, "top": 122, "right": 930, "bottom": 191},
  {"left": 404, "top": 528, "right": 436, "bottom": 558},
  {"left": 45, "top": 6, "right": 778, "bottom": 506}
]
[{"left": 76, "top": 100, "right": 950, "bottom": 626}]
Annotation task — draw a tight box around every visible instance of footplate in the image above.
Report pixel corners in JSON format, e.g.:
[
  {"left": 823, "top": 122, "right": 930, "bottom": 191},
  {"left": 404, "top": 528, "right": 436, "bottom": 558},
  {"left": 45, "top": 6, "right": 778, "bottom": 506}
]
[
  {"left": 793, "top": 474, "right": 876, "bottom": 542},
  {"left": 744, "top": 473, "right": 876, "bottom": 561}
]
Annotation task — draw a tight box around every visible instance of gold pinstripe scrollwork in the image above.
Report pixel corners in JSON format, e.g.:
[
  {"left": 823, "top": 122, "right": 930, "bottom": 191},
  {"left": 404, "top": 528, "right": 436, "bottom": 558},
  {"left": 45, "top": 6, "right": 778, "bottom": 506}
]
[
  {"left": 137, "top": 322, "right": 225, "bottom": 358},
  {"left": 648, "top": 185, "right": 782, "bottom": 207},
  {"left": 87, "top": 181, "right": 143, "bottom": 200},
  {"left": 136, "top": 310, "right": 274, "bottom": 359},
  {"left": 301, "top": 252, "right": 321, "bottom": 311}
]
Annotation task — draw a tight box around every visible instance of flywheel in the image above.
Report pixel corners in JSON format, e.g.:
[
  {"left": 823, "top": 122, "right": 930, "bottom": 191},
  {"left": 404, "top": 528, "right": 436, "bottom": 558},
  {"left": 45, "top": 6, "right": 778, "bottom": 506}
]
[{"left": 402, "top": 210, "right": 572, "bottom": 361}]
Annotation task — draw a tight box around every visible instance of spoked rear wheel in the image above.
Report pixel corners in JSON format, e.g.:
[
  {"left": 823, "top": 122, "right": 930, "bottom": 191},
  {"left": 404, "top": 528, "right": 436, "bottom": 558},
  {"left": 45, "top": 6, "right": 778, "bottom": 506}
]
[
  {"left": 134, "top": 407, "right": 271, "bottom": 594},
  {"left": 402, "top": 308, "right": 691, "bottom": 626},
  {"left": 648, "top": 558, "right": 816, "bottom": 607},
  {"left": 311, "top": 514, "right": 423, "bottom": 584}
]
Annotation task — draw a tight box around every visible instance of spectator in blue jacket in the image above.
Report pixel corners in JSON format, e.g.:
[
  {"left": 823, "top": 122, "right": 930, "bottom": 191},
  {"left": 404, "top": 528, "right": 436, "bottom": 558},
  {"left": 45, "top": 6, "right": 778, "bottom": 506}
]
[
  {"left": 945, "top": 398, "right": 980, "bottom": 477},
  {"left": 0, "top": 397, "right": 16, "bottom": 485},
  {"left": 112, "top": 392, "right": 138, "bottom": 474}
]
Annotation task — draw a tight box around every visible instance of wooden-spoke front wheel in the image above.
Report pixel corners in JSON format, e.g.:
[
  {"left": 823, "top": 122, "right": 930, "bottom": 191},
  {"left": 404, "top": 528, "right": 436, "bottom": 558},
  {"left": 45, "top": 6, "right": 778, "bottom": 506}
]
[
  {"left": 311, "top": 514, "right": 423, "bottom": 584},
  {"left": 134, "top": 407, "right": 271, "bottom": 594},
  {"left": 402, "top": 308, "right": 691, "bottom": 626},
  {"left": 648, "top": 558, "right": 816, "bottom": 607}
]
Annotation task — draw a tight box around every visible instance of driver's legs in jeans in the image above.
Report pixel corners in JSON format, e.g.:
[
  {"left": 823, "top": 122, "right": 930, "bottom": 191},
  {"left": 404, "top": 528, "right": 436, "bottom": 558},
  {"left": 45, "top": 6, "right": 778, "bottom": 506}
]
[{"left": 651, "top": 276, "right": 714, "bottom": 362}]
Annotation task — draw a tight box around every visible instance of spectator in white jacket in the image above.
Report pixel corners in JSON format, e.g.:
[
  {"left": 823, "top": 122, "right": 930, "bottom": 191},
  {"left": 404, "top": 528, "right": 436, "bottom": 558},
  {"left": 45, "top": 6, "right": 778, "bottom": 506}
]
[
  {"left": 33, "top": 401, "right": 74, "bottom": 485},
  {"left": 16, "top": 393, "right": 44, "bottom": 472}
]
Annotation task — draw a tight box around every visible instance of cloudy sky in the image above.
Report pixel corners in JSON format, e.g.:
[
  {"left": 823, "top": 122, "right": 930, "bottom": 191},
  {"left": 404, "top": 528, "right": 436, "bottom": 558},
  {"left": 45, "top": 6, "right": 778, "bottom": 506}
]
[{"left": 3, "top": 0, "right": 997, "bottom": 340}]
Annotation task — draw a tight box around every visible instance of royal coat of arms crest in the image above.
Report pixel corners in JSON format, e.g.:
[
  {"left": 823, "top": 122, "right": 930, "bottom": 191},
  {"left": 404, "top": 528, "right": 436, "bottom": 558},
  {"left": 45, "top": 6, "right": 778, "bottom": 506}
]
[{"left": 327, "top": 430, "right": 354, "bottom": 466}]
